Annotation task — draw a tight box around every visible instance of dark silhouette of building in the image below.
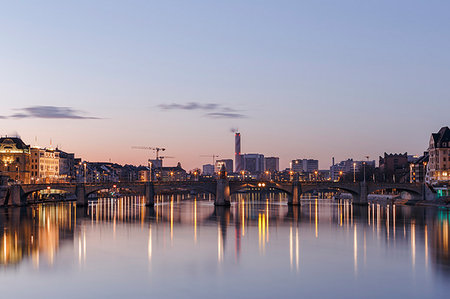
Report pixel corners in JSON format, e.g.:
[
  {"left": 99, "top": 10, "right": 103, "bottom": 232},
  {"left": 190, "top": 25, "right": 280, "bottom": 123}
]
[{"left": 379, "top": 152, "right": 409, "bottom": 182}]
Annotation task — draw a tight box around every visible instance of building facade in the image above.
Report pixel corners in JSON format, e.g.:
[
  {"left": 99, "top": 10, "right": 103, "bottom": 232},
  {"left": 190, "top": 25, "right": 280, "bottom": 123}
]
[
  {"left": 30, "top": 147, "right": 60, "bottom": 183},
  {"left": 157, "top": 162, "right": 187, "bottom": 181},
  {"left": 264, "top": 157, "right": 279, "bottom": 172},
  {"left": 0, "top": 137, "right": 31, "bottom": 184},
  {"left": 202, "top": 164, "right": 214, "bottom": 176},
  {"left": 330, "top": 158, "right": 376, "bottom": 181},
  {"left": 215, "top": 159, "right": 233, "bottom": 173},
  {"left": 291, "top": 159, "right": 318, "bottom": 173},
  {"left": 410, "top": 153, "right": 428, "bottom": 183},
  {"left": 243, "top": 154, "right": 265, "bottom": 174},
  {"left": 56, "top": 149, "right": 76, "bottom": 182},
  {"left": 234, "top": 132, "right": 243, "bottom": 172},
  {"left": 379, "top": 153, "right": 409, "bottom": 183},
  {"left": 427, "top": 126, "right": 450, "bottom": 184}
]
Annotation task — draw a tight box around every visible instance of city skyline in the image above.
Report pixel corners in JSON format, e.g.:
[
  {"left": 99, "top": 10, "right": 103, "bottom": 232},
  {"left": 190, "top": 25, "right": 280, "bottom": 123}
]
[
  {"left": 1, "top": 1, "right": 449, "bottom": 170},
  {"left": 1, "top": 2, "right": 450, "bottom": 298}
]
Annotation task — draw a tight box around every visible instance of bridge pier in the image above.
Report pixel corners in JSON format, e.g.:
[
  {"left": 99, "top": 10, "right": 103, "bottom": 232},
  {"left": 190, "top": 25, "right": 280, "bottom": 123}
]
[
  {"left": 423, "top": 183, "right": 437, "bottom": 201},
  {"left": 353, "top": 182, "right": 368, "bottom": 205},
  {"left": 288, "top": 181, "right": 301, "bottom": 206},
  {"left": 215, "top": 178, "right": 230, "bottom": 206},
  {"left": 145, "top": 182, "right": 155, "bottom": 206},
  {"left": 8, "top": 185, "right": 26, "bottom": 206},
  {"left": 215, "top": 165, "right": 230, "bottom": 206},
  {"left": 75, "top": 184, "right": 88, "bottom": 206}
]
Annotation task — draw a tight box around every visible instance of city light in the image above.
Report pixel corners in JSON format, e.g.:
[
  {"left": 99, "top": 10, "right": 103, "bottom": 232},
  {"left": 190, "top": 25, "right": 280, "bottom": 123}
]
[{"left": 0, "top": 3, "right": 449, "bottom": 297}]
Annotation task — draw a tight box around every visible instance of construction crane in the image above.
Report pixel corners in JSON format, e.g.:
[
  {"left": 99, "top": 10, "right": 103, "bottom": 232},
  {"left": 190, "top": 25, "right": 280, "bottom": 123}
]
[
  {"left": 131, "top": 146, "right": 166, "bottom": 160},
  {"left": 200, "top": 154, "right": 219, "bottom": 165}
]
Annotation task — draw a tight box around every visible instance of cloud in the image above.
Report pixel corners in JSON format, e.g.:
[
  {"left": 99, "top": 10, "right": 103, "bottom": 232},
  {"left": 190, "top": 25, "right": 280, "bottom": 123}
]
[
  {"left": 205, "top": 112, "right": 247, "bottom": 119},
  {"left": 9, "top": 106, "right": 100, "bottom": 119},
  {"left": 158, "top": 101, "right": 247, "bottom": 119},
  {"left": 158, "top": 102, "right": 220, "bottom": 111}
]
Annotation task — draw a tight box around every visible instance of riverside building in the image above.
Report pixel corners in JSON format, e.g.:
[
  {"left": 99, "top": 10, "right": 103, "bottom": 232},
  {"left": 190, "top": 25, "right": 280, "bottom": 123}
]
[
  {"left": 426, "top": 126, "right": 450, "bottom": 184},
  {"left": 0, "top": 137, "right": 31, "bottom": 184}
]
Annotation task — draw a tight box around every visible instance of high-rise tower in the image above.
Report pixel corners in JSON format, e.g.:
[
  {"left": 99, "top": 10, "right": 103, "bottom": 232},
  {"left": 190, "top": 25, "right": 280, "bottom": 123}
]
[{"left": 235, "top": 132, "right": 242, "bottom": 172}]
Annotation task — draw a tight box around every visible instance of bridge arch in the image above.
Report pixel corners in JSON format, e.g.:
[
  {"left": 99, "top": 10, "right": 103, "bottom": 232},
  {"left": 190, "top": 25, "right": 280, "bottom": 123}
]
[
  {"left": 301, "top": 183, "right": 360, "bottom": 201},
  {"left": 22, "top": 185, "right": 75, "bottom": 199},
  {"left": 229, "top": 182, "right": 293, "bottom": 197},
  {"left": 153, "top": 182, "right": 217, "bottom": 197},
  {"left": 367, "top": 186, "right": 422, "bottom": 200},
  {"left": 84, "top": 185, "right": 145, "bottom": 197}
]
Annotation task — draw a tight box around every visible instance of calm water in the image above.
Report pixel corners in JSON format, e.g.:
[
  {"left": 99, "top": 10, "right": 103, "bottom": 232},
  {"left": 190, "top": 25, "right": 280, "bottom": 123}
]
[{"left": 0, "top": 194, "right": 449, "bottom": 298}]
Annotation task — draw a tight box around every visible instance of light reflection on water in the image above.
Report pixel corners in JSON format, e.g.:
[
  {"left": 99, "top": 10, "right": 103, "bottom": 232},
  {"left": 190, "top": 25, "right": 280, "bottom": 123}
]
[{"left": 0, "top": 193, "right": 449, "bottom": 298}]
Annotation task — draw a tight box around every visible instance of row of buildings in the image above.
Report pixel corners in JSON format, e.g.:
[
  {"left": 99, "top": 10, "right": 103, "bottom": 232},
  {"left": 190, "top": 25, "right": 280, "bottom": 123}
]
[
  {"left": 0, "top": 136, "right": 189, "bottom": 184},
  {"left": 0, "top": 137, "right": 77, "bottom": 184},
  {"left": 202, "top": 128, "right": 449, "bottom": 187},
  {"left": 1, "top": 126, "right": 448, "bottom": 187}
]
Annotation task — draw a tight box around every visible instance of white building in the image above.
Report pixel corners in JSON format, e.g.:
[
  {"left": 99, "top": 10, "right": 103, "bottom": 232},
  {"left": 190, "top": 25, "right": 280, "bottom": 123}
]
[{"left": 30, "top": 147, "right": 60, "bottom": 183}]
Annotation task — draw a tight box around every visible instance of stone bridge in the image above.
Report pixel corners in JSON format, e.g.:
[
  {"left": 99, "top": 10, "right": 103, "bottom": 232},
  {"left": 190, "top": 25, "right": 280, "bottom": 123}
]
[{"left": 0, "top": 174, "right": 428, "bottom": 207}]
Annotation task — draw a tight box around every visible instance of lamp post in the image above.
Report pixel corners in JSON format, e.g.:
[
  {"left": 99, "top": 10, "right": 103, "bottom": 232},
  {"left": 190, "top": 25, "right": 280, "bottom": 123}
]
[
  {"left": 363, "top": 156, "right": 369, "bottom": 183},
  {"left": 422, "top": 161, "right": 428, "bottom": 200},
  {"left": 409, "top": 163, "right": 413, "bottom": 183},
  {"left": 16, "top": 165, "right": 19, "bottom": 184},
  {"left": 363, "top": 162, "right": 366, "bottom": 183},
  {"left": 353, "top": 162, "right": 356, "bottom": 182},
  {"left": 423, "top": 161, "right": 427, "bottom": 183},
  {"left": 83, "top": 162, "right": 87, "bottom": 183}
]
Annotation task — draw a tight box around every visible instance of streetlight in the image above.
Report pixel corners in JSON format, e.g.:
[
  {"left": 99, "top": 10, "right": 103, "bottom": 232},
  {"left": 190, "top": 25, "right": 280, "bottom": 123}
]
[
  {"left": 16, "top": 165, "right": 19, "bottom": 184},
  {"left": 265, "top": 170, "right": 270, "bottom": 181},
  {"left": 314, "top": 170, "right": 318, "bottom": 181},
  {"left": 339, "top": 171, "right": 343, "bottom": 181},
  {"left": 83, "top": 162, "right": 87, "bottom": 183},
  {"left": 409, "top": 163, "right": 413, "bottom": 183},
  {"left": 241, "top": 170, "right": 245, "bottom": 181},
  {"left": 353, "top": 162, "right": 356, "bottom": 182},
  {"left": 423, "top": 161, "right": 427, "bottom": 183},
  {"left": 364, "top": 156, "right": 369, "bottom": 183},
  {"left": 363, "top": 162, "right": 366, "bottom": 183}
]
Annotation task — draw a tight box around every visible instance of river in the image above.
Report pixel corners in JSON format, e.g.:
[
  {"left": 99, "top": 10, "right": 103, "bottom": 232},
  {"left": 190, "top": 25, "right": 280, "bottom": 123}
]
[{"left": 0, "top": 194, "right": 449, "bottom": 298}]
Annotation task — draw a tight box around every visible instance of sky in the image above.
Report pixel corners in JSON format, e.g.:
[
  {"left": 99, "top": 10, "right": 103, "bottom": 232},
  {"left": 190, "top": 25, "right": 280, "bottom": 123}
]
[{"left": 0, "top": 0, "right": 449, "bottom": 171}]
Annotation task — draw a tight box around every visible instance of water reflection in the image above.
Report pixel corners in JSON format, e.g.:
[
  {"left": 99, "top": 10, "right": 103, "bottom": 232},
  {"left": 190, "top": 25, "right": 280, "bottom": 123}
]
[
  {"left": 0, "top": 194, "right": 449, "bottom": 296},
  {"left": 0, "top": 203, "right": 75, "bottom": 268}
]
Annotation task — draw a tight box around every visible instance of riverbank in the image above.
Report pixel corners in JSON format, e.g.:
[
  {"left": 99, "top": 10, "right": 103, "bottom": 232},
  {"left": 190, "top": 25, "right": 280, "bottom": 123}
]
[{"left": 369, "top": 196, "right": 450, "bottom": 208}]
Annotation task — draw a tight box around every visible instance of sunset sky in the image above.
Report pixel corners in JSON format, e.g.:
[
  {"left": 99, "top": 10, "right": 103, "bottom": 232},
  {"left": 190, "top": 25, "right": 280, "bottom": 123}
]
[{"left": 1, "top": 0, "right": 449, "bottom": 170}]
